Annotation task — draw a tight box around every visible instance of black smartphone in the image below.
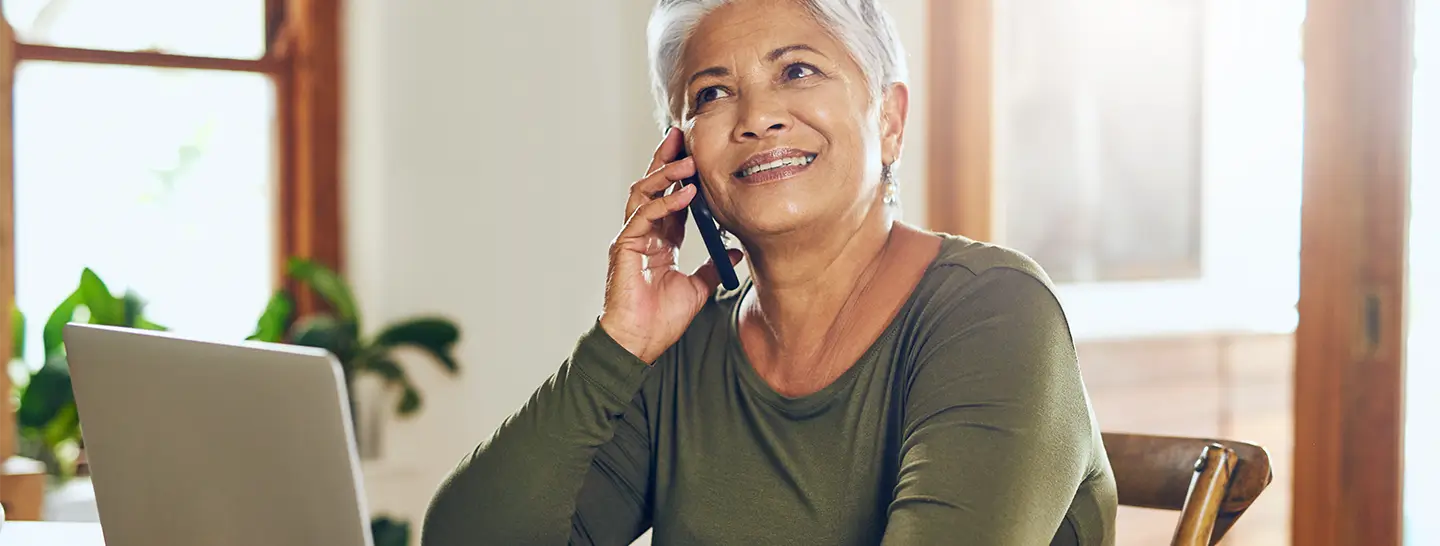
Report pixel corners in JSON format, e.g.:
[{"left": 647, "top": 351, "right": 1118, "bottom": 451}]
[{"left": 674, "top": 144, "right": 740, "bottom": 290}]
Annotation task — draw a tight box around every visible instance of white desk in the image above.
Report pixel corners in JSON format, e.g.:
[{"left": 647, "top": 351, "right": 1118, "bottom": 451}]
[{"left": 0, "top": 522, "right": 105, "bottom": 545}]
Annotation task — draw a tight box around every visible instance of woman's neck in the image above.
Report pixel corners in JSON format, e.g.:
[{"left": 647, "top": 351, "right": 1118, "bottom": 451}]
[{"left": 738, "top": 208, "right": 897, "bottom": 363}]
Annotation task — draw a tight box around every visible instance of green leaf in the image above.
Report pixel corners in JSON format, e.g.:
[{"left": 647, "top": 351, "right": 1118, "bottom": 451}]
[
  {"left": 79, "top": 269, "right": 125, "bottom": 325},
  {"left": 289, "top": 314, "right": 360, "bottom": 364},
  {"left": 12, "top": 303, "right": 25, "bottom": 360},
  {"left": 42, "top": 401, "right": 80, "bottom": 449},
  {"left": 248, "top": 290, "right": 294, "bottom": 343},
  {"left": 372, "top": 317, "right": 460, "bottom": 374},
  {"left": 286, "top": 258, "right": 359, "bottom": 326},
  {"left": 121, "top": 290, "right": 146, "bottom": 327},
  {"left": 113, "top": 289, "right": 166, "bottom": 330},
  {"left": 370, "top": 516, "right": 411, "bottom": 546},
  {"left": 43, "top": 290, "right": 84, "bottom": 358},
  {"left": 15, "top": 433, "right": 49, "bottom": 463},
  {"left": 17, "top": 355, "right": 73, "bottom": 430},
  {"left": 354, "top": 354, "right": 422, "bottom": 416},
  {"left": 135, "top": 317, "right": 168, "bottom": 331},
  {"left": 358, "top": 353, "right": 406, "bottom": 382},
  {"left": 397, "top": 383, "right": 421, "bottom": 415}
]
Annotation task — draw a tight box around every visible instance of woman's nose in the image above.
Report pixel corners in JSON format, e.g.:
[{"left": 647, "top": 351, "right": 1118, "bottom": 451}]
[{"left": 734, "top": 93, "right": 791, "bottom": 141}]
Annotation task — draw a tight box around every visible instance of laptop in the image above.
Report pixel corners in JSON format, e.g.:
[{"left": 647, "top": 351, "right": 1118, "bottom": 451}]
[{"left": 63, "top": 323, "right": 375, "bottom": 546}]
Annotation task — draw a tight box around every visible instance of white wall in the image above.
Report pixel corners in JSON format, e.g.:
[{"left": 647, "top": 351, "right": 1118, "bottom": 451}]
[
  {"left": 1405, "top": 0, "right": 1440, "bottom": 537},
  {"left": 342, "top": 0, "right": 929, "bottom": 537}
]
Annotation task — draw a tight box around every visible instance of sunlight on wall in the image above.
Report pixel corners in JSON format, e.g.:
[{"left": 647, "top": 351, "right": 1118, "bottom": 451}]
[{"left": 1404, "top": 0, "right": 1439, "bottom": 543}]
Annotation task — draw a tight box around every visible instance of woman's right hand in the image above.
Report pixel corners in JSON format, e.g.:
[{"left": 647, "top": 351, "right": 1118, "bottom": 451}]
[{"left": 598, "top": 128, "right": 743, "bottom": 364}]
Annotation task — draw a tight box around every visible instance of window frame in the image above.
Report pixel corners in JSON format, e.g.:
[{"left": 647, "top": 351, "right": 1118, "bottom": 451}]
[
  {"left": 928, "top": 0, "right": 1413, "bottom": 540},
  {"left": 0, "top": 0, "right": 344, "bottom": 465}
]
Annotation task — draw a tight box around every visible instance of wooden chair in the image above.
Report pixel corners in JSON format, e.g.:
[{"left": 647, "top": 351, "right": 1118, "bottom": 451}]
[{"left": 1102, "top": 432, "right": 1273, "bottom": 546}]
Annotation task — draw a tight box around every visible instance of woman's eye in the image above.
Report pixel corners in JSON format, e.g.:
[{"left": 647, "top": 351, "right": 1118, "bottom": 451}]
[
  {"left": 783, "top": 63, "right": 818, "bottom": 81},
  {"left": 696, "top": 87, "right": 731, "bottom": 106}
]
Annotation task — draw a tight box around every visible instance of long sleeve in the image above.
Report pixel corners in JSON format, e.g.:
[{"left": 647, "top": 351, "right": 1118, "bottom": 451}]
[
  {"left": 422, "top": 321, "right": 656, "bottom": 546},
  {"left": 882, "top": 267, "right": 1100, "bottom": 545}
]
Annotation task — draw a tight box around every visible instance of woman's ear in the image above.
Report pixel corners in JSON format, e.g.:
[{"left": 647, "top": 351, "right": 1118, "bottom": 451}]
[{"left": 879, "top": 82, "right": 910, "bottom": 166}]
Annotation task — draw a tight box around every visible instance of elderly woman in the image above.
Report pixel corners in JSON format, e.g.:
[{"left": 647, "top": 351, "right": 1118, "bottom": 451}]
[{"left": 422, "top": 0, "right": 1116, "bottom": 544}]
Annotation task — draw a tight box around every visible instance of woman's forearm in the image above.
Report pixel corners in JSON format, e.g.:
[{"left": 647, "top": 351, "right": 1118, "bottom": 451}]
[{"left": 420, "top": 321, "right": 653, "bottom": 545}]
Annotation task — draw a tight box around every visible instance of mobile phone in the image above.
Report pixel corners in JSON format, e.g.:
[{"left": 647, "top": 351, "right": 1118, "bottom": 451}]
[{"left": 674, "top": 144, "right": 740, "bottom": 290}]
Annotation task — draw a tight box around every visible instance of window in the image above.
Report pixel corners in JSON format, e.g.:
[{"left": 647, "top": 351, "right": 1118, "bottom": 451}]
[
  {"left": 990, "top": 0, "right": 1306, "bottom": 339},
  {"left": 3, "top": 0, "right": 266, "bottom": 58},
  {"left": 13, "top": 61, "right": 277, "bottom": 359},
  {"left": 995, "top": 0, "right": 1203, "bottom": 285},
  {"left": 0, "top": 0, "right": 341, "bottom": 459}
]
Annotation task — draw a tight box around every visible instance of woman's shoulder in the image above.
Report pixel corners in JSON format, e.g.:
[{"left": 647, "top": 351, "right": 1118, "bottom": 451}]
[
  {"left": 900, "top": 231, "right": 1065, "bottom": 320},
  {"left": 924, "top": 231, "right": 1060, "bottom": 290},
  {"left": 891, "top": 231, "right": 1074, "bottom": 354}
]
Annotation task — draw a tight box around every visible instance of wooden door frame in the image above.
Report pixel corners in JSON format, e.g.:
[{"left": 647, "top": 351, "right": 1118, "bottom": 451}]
[
  {"left": 926, "top": 0, "right": 1417, "bottom": 542},
  {"left": 925, "top": 0, "right": 994, "bottom": 242},
  {"left": 1292, "top": 0, "right": 1414, "bottom": 543}
]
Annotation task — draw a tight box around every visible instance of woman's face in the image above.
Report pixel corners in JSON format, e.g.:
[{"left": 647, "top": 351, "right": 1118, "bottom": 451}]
[{"left": 678, "top": 0, "right": 908, "bottom": 241}]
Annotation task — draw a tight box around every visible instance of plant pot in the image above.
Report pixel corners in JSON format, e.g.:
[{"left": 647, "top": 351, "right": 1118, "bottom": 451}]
[{"left": 350, "top": 374, "right": 389, "bottom": 461}]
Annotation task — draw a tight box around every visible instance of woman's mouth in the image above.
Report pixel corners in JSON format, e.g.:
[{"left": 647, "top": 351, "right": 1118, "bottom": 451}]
[{"left": 733, "top": 149, "right": 818, "bottom": 185}]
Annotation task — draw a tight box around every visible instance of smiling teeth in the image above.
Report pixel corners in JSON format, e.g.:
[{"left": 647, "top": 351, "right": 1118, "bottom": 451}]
[{"left": 741, "top": 155, "right": 815, "bottom": 177}]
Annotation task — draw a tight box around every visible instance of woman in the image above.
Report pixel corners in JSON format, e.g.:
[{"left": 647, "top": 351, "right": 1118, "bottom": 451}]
[{"left": 423, "top": 0, "right": 1117, "bottom": 544}]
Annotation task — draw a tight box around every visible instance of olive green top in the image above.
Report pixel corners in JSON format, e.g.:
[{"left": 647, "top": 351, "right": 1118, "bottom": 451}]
[{"left": 422, "top": 235, "right": 1117, "bottom": 545}]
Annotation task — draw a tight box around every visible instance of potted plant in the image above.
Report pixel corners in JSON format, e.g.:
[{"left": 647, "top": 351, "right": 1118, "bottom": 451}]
[
  {"left": 247, "top": 257, "right": 461, "bottom": 458},
  {"left": 8, "top": 266, "right": 445, "bottom": 531},
  {"left": 11, "top": 268, "right": 167, "bottom": 479}
]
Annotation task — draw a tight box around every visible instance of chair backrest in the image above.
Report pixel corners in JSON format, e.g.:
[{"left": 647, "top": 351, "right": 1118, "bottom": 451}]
[{"left": 1101, "top": 432, "right": 1273, "bottom": 546}]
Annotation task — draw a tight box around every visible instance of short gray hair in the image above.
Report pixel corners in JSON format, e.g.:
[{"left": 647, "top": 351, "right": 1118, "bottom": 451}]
[{"left": 646, "top": 0, "right": 909, "bottom": 131}]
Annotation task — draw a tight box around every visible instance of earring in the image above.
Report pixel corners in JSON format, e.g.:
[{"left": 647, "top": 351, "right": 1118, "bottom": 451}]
[{"left": 882, "top": 164, "right": 900, "bottom": 206}]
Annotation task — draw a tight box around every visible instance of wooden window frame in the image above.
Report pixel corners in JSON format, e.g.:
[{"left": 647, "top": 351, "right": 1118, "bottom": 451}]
[
  {"left": 0, "top": 0, "right": 344, "bottom": 475},
  {"left": 928, "top": 0, "right": 1415, "bottom": 543}
]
